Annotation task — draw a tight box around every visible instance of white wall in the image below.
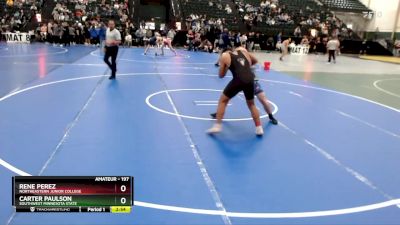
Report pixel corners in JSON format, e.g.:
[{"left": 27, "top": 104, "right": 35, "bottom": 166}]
[
  {"left": 398, "top": 5, "right": 400, "bottom": 34},
  {"left": 358, "top": 0, "right": 400, "bottom": 32}
]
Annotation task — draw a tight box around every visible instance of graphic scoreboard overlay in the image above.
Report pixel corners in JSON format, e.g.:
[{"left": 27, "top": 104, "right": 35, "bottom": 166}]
[{"left": 13, "top": 176, "right": 134, "bottom": 213}]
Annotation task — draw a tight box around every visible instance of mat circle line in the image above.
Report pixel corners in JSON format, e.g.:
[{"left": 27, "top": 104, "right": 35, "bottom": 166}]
[
  {"left": 145, "top": 88, "right": 278, "bottom": 121},
  {"left": 373, "top": 78, "right": 400, "bottom": 99},
  {"left": 0, "top": 46, "right": 68, "bottom": 57},
  {"left": 141, "top": 52, "right": 191, "bottom": 59},
  {"left": 90, "top": 50, "right": 215, "bottom": 64}
]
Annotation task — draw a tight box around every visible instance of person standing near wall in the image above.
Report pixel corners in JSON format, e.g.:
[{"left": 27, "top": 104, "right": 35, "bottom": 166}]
[
  {"left": 327, "top": 37, "right": 340, "bottom": 64},
  {"left": 99, "top": 23, "right": 106, "bottom": 48}
]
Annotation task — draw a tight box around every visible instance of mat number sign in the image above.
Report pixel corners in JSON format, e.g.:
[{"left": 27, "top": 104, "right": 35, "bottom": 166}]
[
  {"left": 290, "top": 45, "right": 309, "bottom": 55},
  {"left": 3, "top": 32, "right": 31, "bottom": 43}
]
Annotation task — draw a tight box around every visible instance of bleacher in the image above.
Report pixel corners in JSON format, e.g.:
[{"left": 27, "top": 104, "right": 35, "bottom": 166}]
[
  {"left": 0, "top": 0, "right": 40, "bottom": 16},
  {"left": 0, "top": 0, "right": 41, "bottom": 31},
  {"left": 48, "top": 0, "right": 126, "bottom": 24},
  {"left": 179, "top": 0, "right": 238, "bottom": 30},
  {"left": 279, "top": 0, "right": 328, "bottom": 20},
  {"left": 320, "top": 0, "right": 370, "bottom": 12},
  {"left": 234, "top": 0, "right": 332, "bottom": 35}
]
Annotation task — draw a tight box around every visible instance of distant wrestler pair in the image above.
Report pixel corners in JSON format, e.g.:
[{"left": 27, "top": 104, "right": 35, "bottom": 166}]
[{"left": 144, "top": 32, "right": 177, "bottom": 56}]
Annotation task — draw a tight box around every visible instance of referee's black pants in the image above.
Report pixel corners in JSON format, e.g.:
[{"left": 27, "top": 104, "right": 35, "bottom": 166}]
[
  {"left": 328, "top": 50, "right": 336, "bottom": 62},
  {"left": 104, "top": 46, "right": 119, "bottom": 77}
]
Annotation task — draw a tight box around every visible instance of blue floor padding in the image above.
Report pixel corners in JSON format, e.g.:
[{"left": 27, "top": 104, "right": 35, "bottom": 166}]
[{"left": 0, "top": 45, "right": 399, "bottom": 225}]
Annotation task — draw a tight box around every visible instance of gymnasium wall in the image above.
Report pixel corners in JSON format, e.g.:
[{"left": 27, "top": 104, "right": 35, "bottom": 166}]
[{"left": 358, "top": 0, "right": 400, "bottom": 33}]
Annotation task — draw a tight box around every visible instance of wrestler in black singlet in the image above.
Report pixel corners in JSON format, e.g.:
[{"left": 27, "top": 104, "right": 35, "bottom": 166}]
[
  {"left": 223, "top": 50, "right": 256, "bottom": 100},
  {"left": 149, "top": 36, "right": 157, "bottom": 46}
]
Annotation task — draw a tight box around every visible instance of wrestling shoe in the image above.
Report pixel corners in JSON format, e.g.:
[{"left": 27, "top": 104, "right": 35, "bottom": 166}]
[
  {"left": 255, "top": 126, "right": 264, "bottom": 136},
  {"left": 207, "top": 124, "right": 222, "bottom": 134},
  {"left": 210, "top": 113, "right": 217, "bottom": 119}
]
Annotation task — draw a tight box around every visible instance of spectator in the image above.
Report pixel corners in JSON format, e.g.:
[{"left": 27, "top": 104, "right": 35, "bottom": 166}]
[
  {"left": 40, "top": 23, "right": 47, "bottom": 41},
  {"left": 393, "top": 39, "right": 400, "bottom": 56},
  {"left": 199, "top": 36, "right": 213, "bottom": 53},
  {"left": 52, "top": 22, "right": 62, "bottom": 46},
  {"left": 240, "top": 33, "right": 247, "bottom": 46},
  {"left": 276, "top": 31, "right": 282, "bottom": 43},
  {"left": 99, "top": 23, "right": 107, "bottom": 48},
  {"left": 294, "top": 26, "right": 301, "bottom": 38},
  {"left": 225, "top": 4, "right": 232, "bottom": 14},
  {"left": 68, "top": 25, "right": 76, "bottom": 45},
  {"left": 300, "top": 35, "right": 309, "bottom": 46},
  {"left": 89, "top": 24, "right": 99, "bottom": 46},
  {"left": 83, "top": 23, "right": 91, "bottom": 45},
  {"left": 61, "top": 22, "right": 71, "bottom": 46},
  {"left": 167, "top": 28, "right": 176, "bottom": 41},
  {"left": 124, "top": 32, "right": 132, "bottom": 47}
]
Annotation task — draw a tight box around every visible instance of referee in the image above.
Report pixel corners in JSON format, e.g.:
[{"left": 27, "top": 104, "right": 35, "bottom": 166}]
[{"left": 104, "top": 20, "right": 121, "bottom": 80}]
